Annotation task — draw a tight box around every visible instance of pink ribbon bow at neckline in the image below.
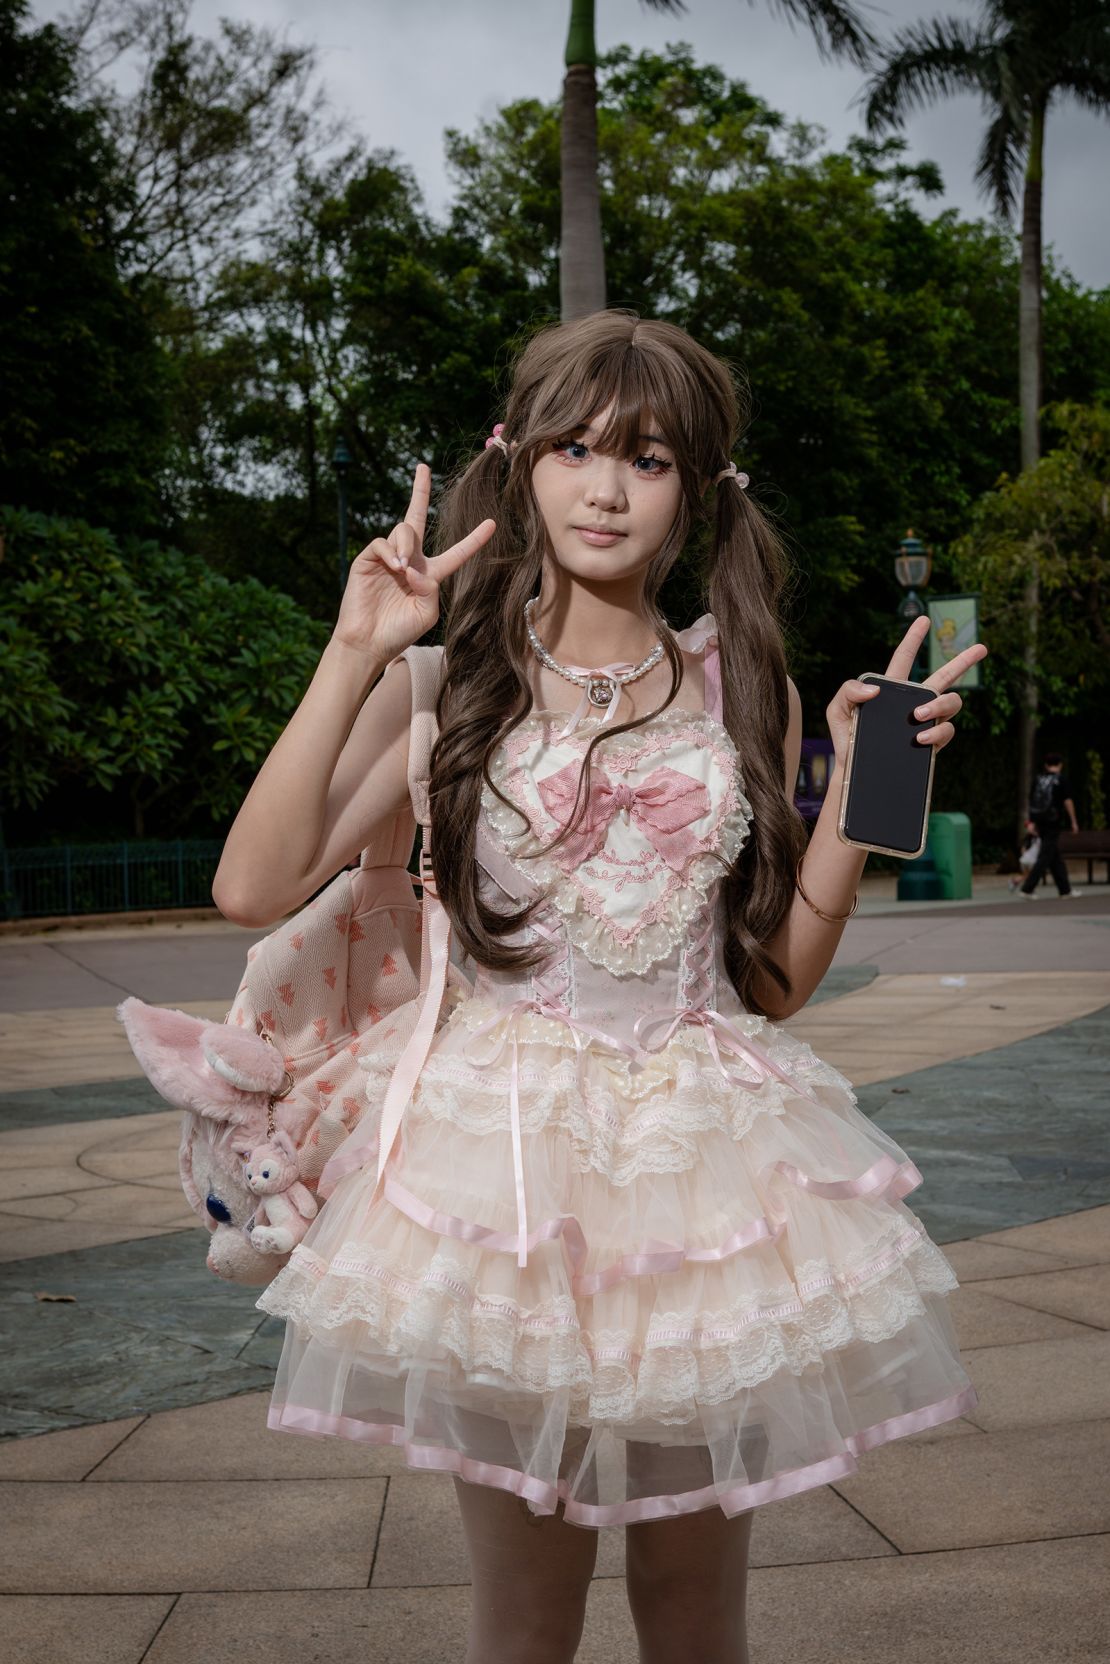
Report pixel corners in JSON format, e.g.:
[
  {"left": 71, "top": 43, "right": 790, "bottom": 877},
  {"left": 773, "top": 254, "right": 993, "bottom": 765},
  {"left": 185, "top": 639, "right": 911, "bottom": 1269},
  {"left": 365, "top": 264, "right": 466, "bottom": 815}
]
[{"left": 536, "top": 761, "right": 710, "bottom": 872}]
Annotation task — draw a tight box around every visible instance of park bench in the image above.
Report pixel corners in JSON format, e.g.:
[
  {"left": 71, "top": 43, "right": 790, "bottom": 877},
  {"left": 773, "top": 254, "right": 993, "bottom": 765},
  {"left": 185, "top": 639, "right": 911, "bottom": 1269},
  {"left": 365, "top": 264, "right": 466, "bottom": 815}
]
[{"left": 1055, "top": 829, "right": 1110, "bottom": 885}]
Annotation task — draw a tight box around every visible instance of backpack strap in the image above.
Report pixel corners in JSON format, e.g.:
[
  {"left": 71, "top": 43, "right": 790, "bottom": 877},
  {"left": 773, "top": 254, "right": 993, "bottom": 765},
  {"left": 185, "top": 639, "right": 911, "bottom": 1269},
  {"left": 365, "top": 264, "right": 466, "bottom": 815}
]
[
  {"left": 399, "top": 642, "right": 444, "bottom": 829},
  {"left": 318, "top": 641, "right": 450, "bottom": 1203}
]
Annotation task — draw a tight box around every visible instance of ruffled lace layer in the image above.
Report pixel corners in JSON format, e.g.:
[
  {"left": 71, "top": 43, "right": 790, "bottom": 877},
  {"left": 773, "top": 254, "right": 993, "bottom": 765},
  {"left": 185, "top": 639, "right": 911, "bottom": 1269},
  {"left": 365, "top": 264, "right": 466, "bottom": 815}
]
[{"left": 257, "top": 1012, "right": 978, "bottom": 1525}]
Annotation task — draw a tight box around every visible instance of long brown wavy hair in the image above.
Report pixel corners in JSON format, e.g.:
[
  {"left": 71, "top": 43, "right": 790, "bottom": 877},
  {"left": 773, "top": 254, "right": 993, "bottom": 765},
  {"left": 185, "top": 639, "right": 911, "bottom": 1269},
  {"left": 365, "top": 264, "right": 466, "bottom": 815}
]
[{"left": 428, "top": 309, "right": 808, "bottom": 1018}]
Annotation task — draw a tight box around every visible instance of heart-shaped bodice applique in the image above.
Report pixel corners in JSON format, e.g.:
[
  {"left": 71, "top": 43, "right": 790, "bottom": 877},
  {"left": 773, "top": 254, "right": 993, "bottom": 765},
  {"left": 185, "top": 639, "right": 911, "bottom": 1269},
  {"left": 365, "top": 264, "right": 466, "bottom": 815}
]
[{"left": 480, "top": 706, "right": 753, "bottom": 977}]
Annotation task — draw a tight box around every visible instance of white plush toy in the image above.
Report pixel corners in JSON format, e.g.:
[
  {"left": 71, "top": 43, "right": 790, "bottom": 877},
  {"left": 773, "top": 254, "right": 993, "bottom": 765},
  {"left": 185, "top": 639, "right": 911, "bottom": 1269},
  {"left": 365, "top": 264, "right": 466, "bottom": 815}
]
[{"left": 239, "top": 1128, "right": 320, "bottom": 1255}]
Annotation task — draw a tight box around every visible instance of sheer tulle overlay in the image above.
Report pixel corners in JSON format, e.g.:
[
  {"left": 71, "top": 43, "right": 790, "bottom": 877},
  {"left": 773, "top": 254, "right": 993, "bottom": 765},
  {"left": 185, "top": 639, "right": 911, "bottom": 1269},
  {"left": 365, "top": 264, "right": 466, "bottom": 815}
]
[{"left": 257, "top": 1000, "right": 978, "bottom": 1527}]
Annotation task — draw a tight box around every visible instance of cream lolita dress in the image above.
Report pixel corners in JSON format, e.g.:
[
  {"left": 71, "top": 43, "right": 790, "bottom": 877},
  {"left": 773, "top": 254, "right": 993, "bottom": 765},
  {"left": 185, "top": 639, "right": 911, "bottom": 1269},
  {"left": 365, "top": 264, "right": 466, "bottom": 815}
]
[{"left": 256, "top": 615, "right": 977, "bottom": 1528}]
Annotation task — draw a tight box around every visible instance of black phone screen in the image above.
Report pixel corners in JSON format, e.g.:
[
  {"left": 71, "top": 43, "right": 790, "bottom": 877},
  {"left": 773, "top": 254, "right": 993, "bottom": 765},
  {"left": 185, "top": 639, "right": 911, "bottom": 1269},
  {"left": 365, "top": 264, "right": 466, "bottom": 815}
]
[{"left": 839, "top": 674, "right": 935, "bottom": 856}]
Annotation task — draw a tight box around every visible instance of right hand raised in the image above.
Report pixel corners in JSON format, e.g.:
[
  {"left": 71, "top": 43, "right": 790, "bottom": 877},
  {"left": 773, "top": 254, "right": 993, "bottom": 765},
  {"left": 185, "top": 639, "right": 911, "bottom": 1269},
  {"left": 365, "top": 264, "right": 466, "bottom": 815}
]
[{"left": 332, "top": 463, "right": 496, "bottom": 663}]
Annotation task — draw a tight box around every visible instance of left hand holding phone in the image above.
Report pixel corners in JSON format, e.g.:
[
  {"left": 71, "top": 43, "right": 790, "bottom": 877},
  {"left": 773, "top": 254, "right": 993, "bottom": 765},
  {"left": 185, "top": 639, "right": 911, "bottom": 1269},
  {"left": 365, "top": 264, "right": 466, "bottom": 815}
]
[{"left": 826, "top": 615, "right": 989, "bottom": 767}]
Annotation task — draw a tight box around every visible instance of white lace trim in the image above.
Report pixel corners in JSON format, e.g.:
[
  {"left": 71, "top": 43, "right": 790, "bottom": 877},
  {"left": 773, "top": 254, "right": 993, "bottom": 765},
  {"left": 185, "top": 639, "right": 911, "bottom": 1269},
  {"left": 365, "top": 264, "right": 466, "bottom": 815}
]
[
  {"left": 481, "top": 708, "right": 753, "bottom": 977},
  {"left": 353, "top": 997, "right": 857, "bottom": 1183},
  {"left": 257, "top": 1224, "right": 959, "bottom": 1425}
]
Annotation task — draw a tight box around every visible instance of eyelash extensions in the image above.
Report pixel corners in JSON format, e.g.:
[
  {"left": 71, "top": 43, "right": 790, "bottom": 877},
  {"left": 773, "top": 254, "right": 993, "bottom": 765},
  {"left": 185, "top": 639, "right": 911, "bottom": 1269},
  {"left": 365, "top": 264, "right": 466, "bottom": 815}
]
[{"left": 550, "top": 437, "right": 674, "bottom": 475}]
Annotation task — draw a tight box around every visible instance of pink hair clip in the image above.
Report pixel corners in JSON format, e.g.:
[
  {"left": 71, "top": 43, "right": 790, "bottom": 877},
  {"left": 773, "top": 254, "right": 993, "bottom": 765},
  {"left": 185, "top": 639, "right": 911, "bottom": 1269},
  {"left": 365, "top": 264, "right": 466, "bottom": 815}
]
[
  {"left": 714, "top": 461, "right": 750, "bottom": 488},
  {"left": 485, "top": 422, "right": 511, "bottom": 455}
]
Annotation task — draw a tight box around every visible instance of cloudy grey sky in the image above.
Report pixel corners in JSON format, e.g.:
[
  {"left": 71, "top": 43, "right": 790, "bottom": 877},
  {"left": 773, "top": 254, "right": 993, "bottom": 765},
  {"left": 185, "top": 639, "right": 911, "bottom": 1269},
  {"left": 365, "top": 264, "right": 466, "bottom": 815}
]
[{"left": 35, "top": 0, "right": 1110, "bottom": 291}]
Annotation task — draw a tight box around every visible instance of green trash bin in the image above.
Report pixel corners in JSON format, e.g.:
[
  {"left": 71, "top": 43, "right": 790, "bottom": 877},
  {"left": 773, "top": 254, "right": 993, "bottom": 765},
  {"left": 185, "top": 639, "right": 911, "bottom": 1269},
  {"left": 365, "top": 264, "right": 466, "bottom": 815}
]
[
  {"left": 928, "top": 811, "right": 972, "bottom": 900},
  {"left": 897, "top": 836, "right": 943, "bottom": 900}
]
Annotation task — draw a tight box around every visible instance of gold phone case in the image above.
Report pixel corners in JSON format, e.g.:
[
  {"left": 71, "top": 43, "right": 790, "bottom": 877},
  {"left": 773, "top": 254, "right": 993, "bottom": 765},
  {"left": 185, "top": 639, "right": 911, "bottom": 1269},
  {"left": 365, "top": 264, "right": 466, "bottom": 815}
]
[{"left": 835, "top": 672, "right": 936, "bottom": 859}]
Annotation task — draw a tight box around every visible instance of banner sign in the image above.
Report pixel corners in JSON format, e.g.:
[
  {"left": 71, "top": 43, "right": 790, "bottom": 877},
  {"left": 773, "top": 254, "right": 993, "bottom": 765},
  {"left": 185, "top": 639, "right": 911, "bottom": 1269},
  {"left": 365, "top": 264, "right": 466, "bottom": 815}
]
[{"left": 926, "top": 593, "right": 981, "bottom": 688}]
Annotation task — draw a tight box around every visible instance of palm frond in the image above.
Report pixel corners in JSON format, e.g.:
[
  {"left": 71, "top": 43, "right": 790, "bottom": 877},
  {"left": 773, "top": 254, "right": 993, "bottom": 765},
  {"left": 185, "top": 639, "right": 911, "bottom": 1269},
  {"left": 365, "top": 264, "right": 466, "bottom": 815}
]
[
  {"left": 640, "top": 0, "right": 880, "bottom": 69},
  {"left": 1056, "top": 62, "right": 1110, "bottom": 117},
  {"left": 856, "top": 14, "right": 992, "bottom": 132},
  {"left": 757, "top": 0, "right": 882, "bottom": 70},
  {"left": 975, "top": 106, "right": 1027, "bottom": 220}
]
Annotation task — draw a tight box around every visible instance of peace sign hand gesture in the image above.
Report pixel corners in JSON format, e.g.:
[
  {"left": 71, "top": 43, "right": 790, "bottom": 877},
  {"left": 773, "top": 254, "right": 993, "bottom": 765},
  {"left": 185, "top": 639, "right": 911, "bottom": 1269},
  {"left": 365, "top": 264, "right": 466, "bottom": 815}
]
[
  {"left": 332, "top": 463, "right": 496, "bottom": 663},
  {"left": 825, "top": 615, "right": 989, "bottom": 766}
]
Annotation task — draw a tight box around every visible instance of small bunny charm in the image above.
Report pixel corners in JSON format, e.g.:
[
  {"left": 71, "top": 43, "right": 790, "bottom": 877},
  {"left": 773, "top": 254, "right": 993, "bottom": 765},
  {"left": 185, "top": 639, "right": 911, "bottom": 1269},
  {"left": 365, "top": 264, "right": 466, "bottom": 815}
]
[{"left": 239, "top": 1129, "right": 319, "bottom": 1255}]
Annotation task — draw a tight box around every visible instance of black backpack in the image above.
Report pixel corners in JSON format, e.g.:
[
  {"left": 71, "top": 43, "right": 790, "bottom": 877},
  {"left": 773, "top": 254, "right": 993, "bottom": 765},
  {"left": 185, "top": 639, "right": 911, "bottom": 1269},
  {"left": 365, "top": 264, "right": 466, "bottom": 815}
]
[{"left": 1029, "top": 771, "right": 1061, "bottom": 826}]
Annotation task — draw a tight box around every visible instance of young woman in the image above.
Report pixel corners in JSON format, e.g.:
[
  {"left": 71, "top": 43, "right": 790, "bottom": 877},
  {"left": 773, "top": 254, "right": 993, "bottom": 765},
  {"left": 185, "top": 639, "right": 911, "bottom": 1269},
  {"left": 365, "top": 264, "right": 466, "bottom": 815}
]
[{"left": 214, "top": 310, "right": 988, "bottom": 1664}]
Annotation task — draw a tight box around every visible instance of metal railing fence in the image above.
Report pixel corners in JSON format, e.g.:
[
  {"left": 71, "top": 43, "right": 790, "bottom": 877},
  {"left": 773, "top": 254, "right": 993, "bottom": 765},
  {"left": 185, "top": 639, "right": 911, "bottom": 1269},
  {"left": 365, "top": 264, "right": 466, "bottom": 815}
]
[{"left": 1, "top": 840, "right": 226, "bottom": 920}]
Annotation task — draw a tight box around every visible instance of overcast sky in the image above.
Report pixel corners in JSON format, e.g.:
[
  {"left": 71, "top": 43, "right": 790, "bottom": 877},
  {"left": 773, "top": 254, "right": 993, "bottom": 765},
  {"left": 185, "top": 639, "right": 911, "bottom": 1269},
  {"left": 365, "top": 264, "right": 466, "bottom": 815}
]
[{"left": 35, "top": 0, "right": 1110, "bottom": 292}]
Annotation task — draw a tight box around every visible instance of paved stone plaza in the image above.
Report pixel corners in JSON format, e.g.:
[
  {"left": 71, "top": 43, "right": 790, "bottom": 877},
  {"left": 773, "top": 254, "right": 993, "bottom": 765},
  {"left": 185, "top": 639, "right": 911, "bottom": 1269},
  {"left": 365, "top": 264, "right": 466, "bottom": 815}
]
[{"left": 1, "top": 869, "right": 1108, "bottom": 1662}]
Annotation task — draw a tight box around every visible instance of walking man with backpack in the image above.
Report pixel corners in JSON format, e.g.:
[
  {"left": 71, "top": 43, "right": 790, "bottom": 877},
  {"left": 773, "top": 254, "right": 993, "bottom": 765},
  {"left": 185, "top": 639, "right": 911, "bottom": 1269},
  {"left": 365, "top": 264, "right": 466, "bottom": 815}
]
[{"left": 1019, "top": 752, "right": 1079, "bottom": 898}]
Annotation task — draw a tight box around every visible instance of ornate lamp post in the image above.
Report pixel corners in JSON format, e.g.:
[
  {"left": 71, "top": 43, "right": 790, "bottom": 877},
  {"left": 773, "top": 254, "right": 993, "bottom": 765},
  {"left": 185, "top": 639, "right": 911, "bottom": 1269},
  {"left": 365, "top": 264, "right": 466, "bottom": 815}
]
[
  {"left": 332, "top": 435, "right": 352, "bottom": 602},
  {"left": 894, "top": 529, "right": 933, "bottom": 683}
]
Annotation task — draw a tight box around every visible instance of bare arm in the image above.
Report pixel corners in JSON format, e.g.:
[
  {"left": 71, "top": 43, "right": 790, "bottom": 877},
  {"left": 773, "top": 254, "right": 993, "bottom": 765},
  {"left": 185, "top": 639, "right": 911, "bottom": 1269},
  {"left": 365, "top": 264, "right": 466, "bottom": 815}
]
[
  {"left": 749, "top": 677, "right": 869, "bottom": 1022},
  {"left": 1063, "top": 795, "right": 1079, "bottom": 831},
  {"left": 211, "top": 645, "right": 413, "bottom": 928},
  {"left": 211, "top": 461, "right": 496, "bottom": 930},
  {"left": 750, "top": 615, "right": 988, "bottom": 1021}
]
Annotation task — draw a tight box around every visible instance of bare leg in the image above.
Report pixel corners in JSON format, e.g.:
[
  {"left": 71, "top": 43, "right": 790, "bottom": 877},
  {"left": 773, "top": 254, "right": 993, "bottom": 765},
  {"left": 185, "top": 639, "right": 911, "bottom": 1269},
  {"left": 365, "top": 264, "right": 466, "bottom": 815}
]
[
  {"left": 625, "top": 1503, "right": 755, "bottom": 1664},
  {"left": 453, "top": 1475, "right": 600, "bottom": 1664}
]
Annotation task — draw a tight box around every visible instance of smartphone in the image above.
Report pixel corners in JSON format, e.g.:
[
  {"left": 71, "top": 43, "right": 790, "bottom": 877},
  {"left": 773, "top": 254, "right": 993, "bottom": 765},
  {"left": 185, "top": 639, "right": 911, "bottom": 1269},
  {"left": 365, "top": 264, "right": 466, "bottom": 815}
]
[{"left": 835, "top": 673, "right": 937, "bottom": 858}]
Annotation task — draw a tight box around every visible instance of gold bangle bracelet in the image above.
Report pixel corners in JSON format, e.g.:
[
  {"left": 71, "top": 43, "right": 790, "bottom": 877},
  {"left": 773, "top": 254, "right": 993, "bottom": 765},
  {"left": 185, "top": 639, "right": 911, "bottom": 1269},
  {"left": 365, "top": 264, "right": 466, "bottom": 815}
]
[{"left": 795, "top": 857, "right": 859, "bottom": 923}]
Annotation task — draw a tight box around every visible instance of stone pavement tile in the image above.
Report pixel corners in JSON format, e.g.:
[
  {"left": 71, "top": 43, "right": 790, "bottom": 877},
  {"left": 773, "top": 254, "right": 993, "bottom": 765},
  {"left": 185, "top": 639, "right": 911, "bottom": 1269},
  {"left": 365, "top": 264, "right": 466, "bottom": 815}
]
[
  {"left": 136, "top": 1537, "right": 1110, "bottom": 1664},
  {"left": 0, "top": 1163, "right": 116, "bottom": 1204},
  {"left": 0, "top": 1218, "right": 191, "bottom": 1264},
  {"left": 0, "top": 1595, "right": 175, "bottom": 1664},
  {"left": 143, "top": 1585, "right": 635, "bottom": 1664},
  {"left": 979, "top": 1203, "right": 1110, "bottom": 1263},
  {"left": 973, "top": 1263, "right": 1110, "bottom": 1330},
  {"left": 0, "top": 1000, "right": 235, "bottom": 1091},
  {"left": 747, "top": 1479, "right": 898, "bottom": 1565},
  {"left": 961, "top": 1333, "right": 1110, "bottom": 1431},
  {"left": 0, "top": 1075, "right": 170, "bottom": 1135},
  {"left": 371, "top": 1473, "right": 629, "bottom": 1589},
  {"left": 1, "top": 1186, "right": 195, "bottom": 1230},
  {"left": 0, "top": 926, "right": 256, "bottom": 1019},
  {"left": 829, "top": 1417, "right": 1110, "bottom": 1551},
  {"left": 787, "top": 971, "right": 1110, "bottom": 1086},
  {"left": 0, "top": 1112, "right": 180, "bottom": 1198},
  {"left": 0, "top": 1415, "right": 144, "bottom": 1480},
  {"left": 0, "top": 1298, "right": 275, "bottom": 1430},
  {"left": 743, "top": 1535, "right": 1110, "bottom": 1664},
  {"left": 145, "top": 1588, "right": 458, "bottom": 1664},
  {"left": 941, "top": 1238, "right": 1091, "bottom": 1281},
  {"left": 0, "top": 1478, "right": 387, "bottom": 1593},
  {"left": 92, "top": 1391, "right": 412, "bottom": 1482},
  {"left": 0, "top": 1229, "right": 265, "bottom": 1358},
  {"left": 946, "top": 1283, "right": 1095, "bottom": 1348}
]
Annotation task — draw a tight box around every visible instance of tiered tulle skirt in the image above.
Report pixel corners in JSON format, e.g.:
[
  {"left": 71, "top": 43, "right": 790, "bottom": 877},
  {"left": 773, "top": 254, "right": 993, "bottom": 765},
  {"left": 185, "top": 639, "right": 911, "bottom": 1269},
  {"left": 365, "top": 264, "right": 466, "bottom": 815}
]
[{"left": 256, "top": 996, "right": 978, "bottom": 1528}]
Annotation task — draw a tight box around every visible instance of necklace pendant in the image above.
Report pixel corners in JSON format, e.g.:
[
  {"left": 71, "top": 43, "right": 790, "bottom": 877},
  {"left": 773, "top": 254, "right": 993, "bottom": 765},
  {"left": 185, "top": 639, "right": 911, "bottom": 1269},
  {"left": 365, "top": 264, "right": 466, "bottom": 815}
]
[{"left": 586, "top": 677, "right": 615, "bottom": 708}]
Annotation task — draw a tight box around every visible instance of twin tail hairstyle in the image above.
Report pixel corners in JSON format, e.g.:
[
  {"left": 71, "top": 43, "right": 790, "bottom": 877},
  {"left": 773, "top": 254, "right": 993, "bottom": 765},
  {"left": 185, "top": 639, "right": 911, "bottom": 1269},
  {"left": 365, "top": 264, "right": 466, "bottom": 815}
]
[{"left": 427, "top": 308, "right": 808, "bottom": 1019}]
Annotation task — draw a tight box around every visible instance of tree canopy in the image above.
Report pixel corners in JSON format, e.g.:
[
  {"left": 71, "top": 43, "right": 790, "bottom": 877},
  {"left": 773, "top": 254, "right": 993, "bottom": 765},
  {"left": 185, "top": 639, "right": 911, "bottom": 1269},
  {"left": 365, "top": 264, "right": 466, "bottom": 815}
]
[{"left": 3, "top": 18, "right": 1108, "bottom": 853}]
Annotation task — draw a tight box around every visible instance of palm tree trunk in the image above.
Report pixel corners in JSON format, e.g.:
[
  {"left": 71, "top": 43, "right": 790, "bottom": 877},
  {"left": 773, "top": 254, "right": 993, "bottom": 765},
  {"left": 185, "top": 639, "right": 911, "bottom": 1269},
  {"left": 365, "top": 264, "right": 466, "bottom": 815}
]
[
  {"left": 560, "top": 0, "right": 606, "bottom": 320},
  {"left": 1016, "top": 96, "right": 1045, "bottom": 851}
]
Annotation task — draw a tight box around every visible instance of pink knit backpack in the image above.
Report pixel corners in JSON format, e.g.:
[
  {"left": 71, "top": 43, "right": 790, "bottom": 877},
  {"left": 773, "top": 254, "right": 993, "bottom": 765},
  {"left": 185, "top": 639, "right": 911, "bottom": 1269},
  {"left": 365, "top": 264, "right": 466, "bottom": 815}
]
[{"left": 117, "top": 642, "right": 465, "bottom": 1287}]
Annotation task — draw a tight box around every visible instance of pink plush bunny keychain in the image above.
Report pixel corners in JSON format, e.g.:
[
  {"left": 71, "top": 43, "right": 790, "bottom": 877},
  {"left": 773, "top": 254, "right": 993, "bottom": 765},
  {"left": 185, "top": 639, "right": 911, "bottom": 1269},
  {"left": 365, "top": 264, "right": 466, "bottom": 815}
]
[{"left": 238, "top": 1125, "right": 319, "bottom": 1256}]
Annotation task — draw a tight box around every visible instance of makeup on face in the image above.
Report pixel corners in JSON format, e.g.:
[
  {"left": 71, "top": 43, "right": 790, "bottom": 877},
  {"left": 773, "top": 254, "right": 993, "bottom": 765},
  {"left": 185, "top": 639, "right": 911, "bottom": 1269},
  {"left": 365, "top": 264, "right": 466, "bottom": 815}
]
[{"left": 530, "top": 405, "right": 683, "bottom": 574}]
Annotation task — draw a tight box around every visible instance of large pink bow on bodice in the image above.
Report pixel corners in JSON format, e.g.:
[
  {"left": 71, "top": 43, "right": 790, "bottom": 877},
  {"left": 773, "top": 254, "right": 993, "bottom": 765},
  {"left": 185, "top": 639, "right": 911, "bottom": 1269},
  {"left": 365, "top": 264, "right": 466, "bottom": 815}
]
[{"left": 536, "top": 761, "right": 710, "bottom": 872}]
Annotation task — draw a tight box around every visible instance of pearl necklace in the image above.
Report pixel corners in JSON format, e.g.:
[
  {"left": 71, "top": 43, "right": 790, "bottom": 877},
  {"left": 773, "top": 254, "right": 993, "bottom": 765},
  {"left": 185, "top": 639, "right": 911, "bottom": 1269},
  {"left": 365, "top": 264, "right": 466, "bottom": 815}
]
[{"left": 524, "top": 596, "right": 664, "bottom": 710}]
